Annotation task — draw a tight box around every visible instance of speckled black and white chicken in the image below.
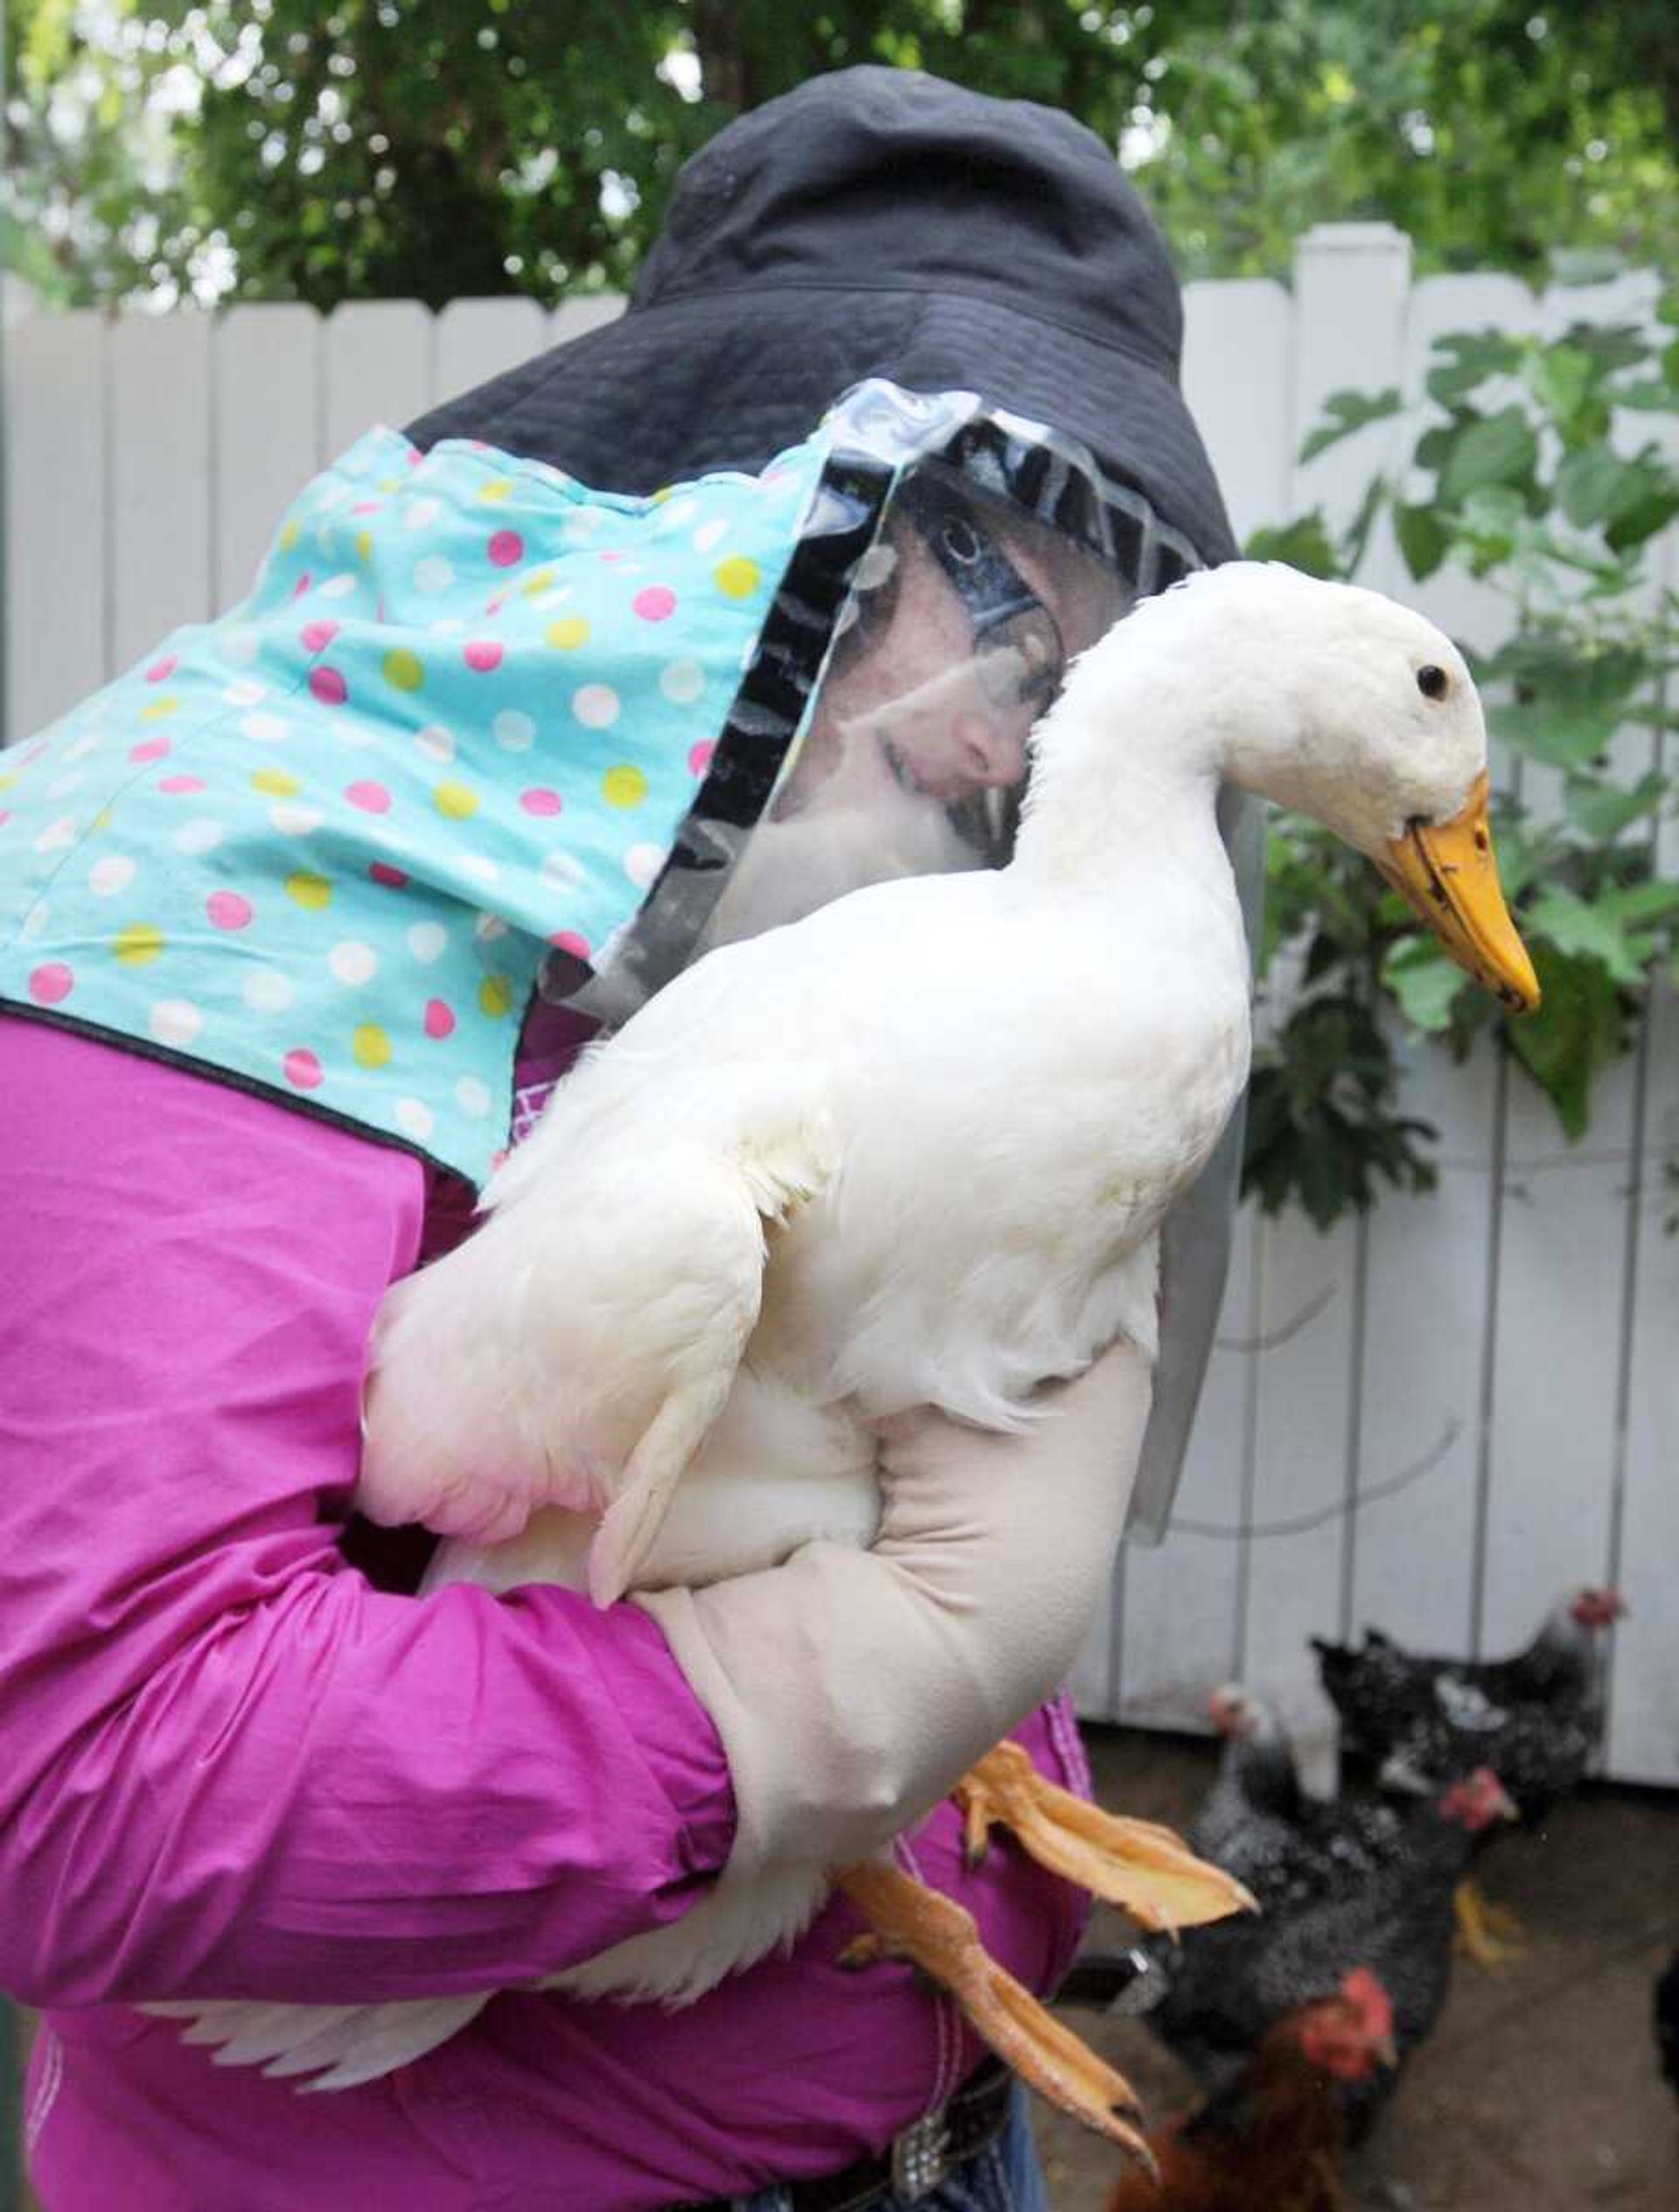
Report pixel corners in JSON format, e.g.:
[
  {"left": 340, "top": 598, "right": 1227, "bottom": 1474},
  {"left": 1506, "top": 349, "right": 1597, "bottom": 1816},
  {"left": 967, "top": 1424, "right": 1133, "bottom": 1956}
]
[
  {"left": 1312, "top": 1585, "right": 1624, "bottom": 1964},
  {"left": 1130, "top": 1687, "right": 1515, "bottom": 2139}
]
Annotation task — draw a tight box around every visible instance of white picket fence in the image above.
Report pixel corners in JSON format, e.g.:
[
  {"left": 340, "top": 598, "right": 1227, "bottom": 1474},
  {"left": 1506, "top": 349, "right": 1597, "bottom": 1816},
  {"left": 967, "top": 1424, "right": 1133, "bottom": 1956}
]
[{"left": 3, "top": 226, "right": 1676, "bottom": 1786}]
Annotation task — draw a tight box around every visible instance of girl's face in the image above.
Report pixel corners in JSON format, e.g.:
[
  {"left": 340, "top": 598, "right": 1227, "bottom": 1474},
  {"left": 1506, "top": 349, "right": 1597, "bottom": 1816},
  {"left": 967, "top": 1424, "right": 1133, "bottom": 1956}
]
[
  {"left": 771, "top": 490, "right": 1123, "bottom": 831},
  {"left": 692, "top": 486, "right": 1126, "bottom": 953}
]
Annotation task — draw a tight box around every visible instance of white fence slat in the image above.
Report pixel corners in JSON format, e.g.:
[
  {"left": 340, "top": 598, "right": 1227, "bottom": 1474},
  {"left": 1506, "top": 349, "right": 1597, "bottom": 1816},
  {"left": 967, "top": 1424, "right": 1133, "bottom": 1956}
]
[
  {"left": 108, "top": 311, "right": 214, "bottom": 673},
  {"left": 1480, "top": 1060, "right": 1634, "bottom": 1654},
  {"left": 1347, "top": 1035, "right": 1500, "bottom": 1659},
  {"left": 548, "top": 295, "right": 626, "bottom": 349},
  {"left": 1230, "top": 226, "right": 1414, "bottom": 1765},
  {"left": 4, "top": 312, "right": 108, "bottom": 738},
  {"left": 1112, "top": 1206, "right": 1258, "bottom": 1730},
  {"left": 1090, "top": 274, "right": 1296, "bottom": 1732},
  {"left": 323, "top": 300, "right": 435, "bottom": 457},
  {"left": 212, "top": 304, "right": 323, "bottom": 611},
  {"left": 433, "top": 297, "right": 552, "bottom": 411},
  {"left": 1181, "top": 278, "right": 1292, "bottom": 548},
  {"left": 1344, "top": 271, "right": 1539, "bottom": 1669},
  {"left": 1607, "top": 984, "right": 1679, "bottom": 1782}
]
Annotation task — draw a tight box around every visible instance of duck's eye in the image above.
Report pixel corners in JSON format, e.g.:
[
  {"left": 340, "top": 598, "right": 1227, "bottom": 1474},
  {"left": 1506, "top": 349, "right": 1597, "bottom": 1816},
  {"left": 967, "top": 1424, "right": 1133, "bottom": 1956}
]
[{"left": 1417, "top": 664, "right": 1449, "bottom": 701}]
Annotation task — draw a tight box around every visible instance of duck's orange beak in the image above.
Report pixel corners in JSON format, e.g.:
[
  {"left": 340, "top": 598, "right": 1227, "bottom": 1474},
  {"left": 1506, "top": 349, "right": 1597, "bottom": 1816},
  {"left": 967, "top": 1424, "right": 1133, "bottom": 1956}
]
[{"left": 1377, "top": 771, "right": 1541, "bottom": 1013}]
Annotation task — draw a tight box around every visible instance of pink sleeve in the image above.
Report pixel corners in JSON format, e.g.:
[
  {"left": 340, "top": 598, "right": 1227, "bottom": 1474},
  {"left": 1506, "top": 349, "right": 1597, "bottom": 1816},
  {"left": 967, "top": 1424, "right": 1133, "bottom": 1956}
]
[{"left": 0, "top": 1016, "right": 735, "bottom": 2009}]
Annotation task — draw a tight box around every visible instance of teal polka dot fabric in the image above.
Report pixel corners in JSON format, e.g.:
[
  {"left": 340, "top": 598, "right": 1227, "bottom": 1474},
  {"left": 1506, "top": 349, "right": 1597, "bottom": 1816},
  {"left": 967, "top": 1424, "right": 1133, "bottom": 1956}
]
[{"left": 0, "top": 425, "right": 827, "bottom": 1187}]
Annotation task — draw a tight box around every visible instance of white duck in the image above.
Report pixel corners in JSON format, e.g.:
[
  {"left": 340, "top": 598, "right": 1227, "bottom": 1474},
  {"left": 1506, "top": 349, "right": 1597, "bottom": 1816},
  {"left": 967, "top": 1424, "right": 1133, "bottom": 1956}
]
[{"left": 157, "top": 563, "right": 1537, "bottom": 2148}]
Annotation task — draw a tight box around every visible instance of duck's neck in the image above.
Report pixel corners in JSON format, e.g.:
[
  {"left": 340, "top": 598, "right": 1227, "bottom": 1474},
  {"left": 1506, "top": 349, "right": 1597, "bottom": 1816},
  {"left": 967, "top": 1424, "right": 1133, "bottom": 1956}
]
[{"left": 1010, "top": 630, "right": 1281, "bottom": 896}]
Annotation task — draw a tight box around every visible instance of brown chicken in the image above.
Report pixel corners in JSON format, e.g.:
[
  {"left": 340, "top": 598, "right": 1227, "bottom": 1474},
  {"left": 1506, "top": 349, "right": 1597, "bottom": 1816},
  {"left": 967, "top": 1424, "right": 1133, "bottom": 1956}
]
[{"left": 1106, "top": 1968, "right": 1397, "bottom": 2212}]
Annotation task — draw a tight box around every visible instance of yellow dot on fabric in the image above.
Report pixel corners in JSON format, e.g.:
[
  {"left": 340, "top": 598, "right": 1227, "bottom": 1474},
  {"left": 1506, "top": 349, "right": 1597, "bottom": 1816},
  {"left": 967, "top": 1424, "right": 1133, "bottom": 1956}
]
[
  {"left": 89, "top": 808, "right": 115, "bottom": 834},
  {"left": 651, "top": 486, "right": 674, "bottom": 505},
  {"left": 546, "top": 616, "right": 590, "bottom": 650},
  {"left": 251, "top": 767, "right": 303, "bottom": 798},
  {"left": 114, "top": 923, "right": 165, "bottom": 966},
  {"left": 356, "top": 529, "right": 374, "bottom": 561},
  {"left": 279, "top": 520, "right": 300, "bottom": 551},
  {"left": 478, "top": 974, "right": 513, "bottom": 1019},
  {"left": 714, "top": 555, "right": 762, "bottom": 599},
  {"left": 0, "top": 772, "right": 16, "bottom": 794},
  {"left": 603, "top": 764, "right": 647, "bottom": 809},
  {"left": 285, "top": 869, "right": 333, "bottom": 912},
  {"left": 432, "top": 780, "right": 480, "bottom": 820},
  {"left": 521, "top": 567, "right": 558, "bottom": 597},
  {"left": 139, "top": 697, "right": 179, "bottom": 723},
  {"left": 353, "top": 1022, "right": 393, "bottom": 1070},
  {"left": 383, "top": 647, "right": 425, "bottom": 692},
  {"left": 477, "top": 478, "right": 515, "bottom": 504}
]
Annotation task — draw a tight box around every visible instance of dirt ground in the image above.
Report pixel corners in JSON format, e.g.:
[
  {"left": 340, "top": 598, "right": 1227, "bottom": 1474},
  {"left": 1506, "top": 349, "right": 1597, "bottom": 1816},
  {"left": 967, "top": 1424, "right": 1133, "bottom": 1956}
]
[{"left": 1035, "top": 1726, "right": 1679, "bottom": 2212}]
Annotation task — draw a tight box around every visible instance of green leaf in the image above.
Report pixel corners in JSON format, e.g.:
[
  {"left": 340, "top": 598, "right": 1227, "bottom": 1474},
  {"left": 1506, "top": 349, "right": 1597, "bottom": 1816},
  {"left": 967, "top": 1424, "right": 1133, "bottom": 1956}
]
[
  {"left": 1599, "top": 878, "right": 1679, "bottom": 931},
  {"left": 1507, "top": 945, "right": 1630, "bottom": 1140},
  {"left": 1557, "top": 321, "right": 1650, "bottom": 373},
  {"left": 1487, "top": 641, "right": 1649, "bottom": 767},
  {"left": 1245, "top": 511, "right": 1343, "bottom": 579},
  {"left": 1425, "top": 331, "right": 1524, "bottom": 405},
  {"left": 1523, "top": 342, "right": 1601, "bottom": 431},
  {"left": 1606, "top": 483, "right": 1679, "bottom": 554},
  {"left": 1439, "top": 408, "right": 1539, "bottom": 506},
  {"left": 1299, "top": 387, "right": 1402, "bottom": 466},
  {"left": 1555, "top": 448, "right": 1652, "bottom": 529},
  {"left": 1383, "top": 939, "right": 1468, "bottom": 1032},
  {"left": 1526, "top": 883, "right": 1644, "bottom": 986},
  {"left": 1563, "top": 770, "right": 1669, "bottom": 841},
  {"left": 1548, "top": 248, "right": 1627, "bottom": 288},
  {"left": 1394, "top": 500, "right": 1448, "bottom": 582}
]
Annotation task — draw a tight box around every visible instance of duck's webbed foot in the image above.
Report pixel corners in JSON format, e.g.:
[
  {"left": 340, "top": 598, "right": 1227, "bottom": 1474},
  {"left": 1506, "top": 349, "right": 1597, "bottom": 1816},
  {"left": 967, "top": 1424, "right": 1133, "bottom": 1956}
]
[
  {"left": 954, "top": 1740, "right": 1258, "bottom": 1935},
  {"left": 833, "top": 1860, "right": 1157, "bottom": 2173}
]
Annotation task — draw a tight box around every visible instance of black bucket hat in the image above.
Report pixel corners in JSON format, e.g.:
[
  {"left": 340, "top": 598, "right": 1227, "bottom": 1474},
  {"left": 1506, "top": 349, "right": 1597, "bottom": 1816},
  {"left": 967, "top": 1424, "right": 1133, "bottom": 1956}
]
[{"left": 407, "top": 66, "right": 1236, "bottom": 566}]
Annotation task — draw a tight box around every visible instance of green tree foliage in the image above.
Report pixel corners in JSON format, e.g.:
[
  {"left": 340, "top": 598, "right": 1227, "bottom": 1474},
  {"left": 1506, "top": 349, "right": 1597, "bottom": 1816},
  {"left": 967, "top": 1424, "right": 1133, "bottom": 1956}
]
[
  {"left": 1245, "top": 298, "right": 1679, "bottom": 1228},
  {"left": 4, "top": 0, "right": 1677, "bottom": 309}
]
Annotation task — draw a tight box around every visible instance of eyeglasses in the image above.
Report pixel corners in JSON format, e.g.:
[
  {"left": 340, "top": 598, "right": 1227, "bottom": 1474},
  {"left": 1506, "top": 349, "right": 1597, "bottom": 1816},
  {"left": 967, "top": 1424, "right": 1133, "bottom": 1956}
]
[{"left": 895, "top": 472, "right": 1068, "bottom": 718}]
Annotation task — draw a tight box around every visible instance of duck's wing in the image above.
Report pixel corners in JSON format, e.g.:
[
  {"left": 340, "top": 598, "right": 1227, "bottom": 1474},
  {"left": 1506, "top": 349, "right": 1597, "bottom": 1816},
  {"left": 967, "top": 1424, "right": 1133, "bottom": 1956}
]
[{"left": 359, "top": 1055, "right": 837, "bottom": 1603}]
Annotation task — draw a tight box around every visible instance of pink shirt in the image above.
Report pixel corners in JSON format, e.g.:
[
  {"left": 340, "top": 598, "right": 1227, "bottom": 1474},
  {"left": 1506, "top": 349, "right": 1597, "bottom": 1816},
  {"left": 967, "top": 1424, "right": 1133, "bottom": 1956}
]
[{"left": 2, "top": 1017, "right": 1091, "bottom": 2209}]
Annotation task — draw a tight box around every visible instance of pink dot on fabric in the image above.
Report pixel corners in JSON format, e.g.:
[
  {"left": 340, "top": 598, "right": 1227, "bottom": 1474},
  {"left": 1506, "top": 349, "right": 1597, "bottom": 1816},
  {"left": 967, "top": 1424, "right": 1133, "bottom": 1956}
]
[
  {"left": 129, "top": 737, "right": 171, "bottom": 764},
  {"left": 28, "top": 963, "right": 73, "bottom": 1007},
  {"left": 157, "top": 774, "right": 206, "bottom": 795},
  {"left": 369, "top": 862, "right": 409, "bottom": 889},
  {"left": 599, "top": 550, "right": 629, "bottom": 565},
  {"left": 488, "top": 529, "right": 524, "bottom": 568},
  {"left": 310, "top": 666, "right": 349, "bottom": 707},
  {"left": 549, "top": 929, "right": 591, "bottom": 959},
  {"left": 284, "top": 1049, "right": 324, "bottom": 1091},
  {"left": 688, "top": 740, "right": 716, "bottom": 777},
  {"left": 351, "top": 500, "right": 381, "bottom": 516},
  {"left": 463, "top": 640, "right": 503, "bottom": 673},
  {"left": 424, "top": 998, "right": 456, "bottom": 1039},
  {"left": 146, "top": 654, "right": 178, "bottom": 684},
  {"left": 345, "top": 780, "right": 392, "bottom": 813},
  {"left": 206, "top": 890, "right": 253, "bottom": 932},
  {"left": 519, "top": 787, "right": 563, "bottom": 817},
  {"left": 301, "top": 618, "right": 339, "bottom": 654},
  {"left": 633, "top": 585, "right": 677, "bottom": 622},
  {"left": 291, "top": 572, "right": 314, "bottom": 599}
]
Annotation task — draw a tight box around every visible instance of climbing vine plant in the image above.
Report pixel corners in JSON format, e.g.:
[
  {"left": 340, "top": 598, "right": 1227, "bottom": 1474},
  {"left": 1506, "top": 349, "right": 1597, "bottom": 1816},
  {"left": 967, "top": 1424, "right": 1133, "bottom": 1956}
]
[{"left": 1241, "top": 288, "right": 1679, "bottom": 1229}]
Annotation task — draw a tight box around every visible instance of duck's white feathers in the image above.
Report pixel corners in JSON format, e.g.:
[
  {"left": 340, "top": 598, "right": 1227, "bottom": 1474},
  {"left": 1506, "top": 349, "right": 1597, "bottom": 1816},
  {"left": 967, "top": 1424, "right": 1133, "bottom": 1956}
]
[{"left": 162, "top": 565, "right": 1487, "bottom": 2086}]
